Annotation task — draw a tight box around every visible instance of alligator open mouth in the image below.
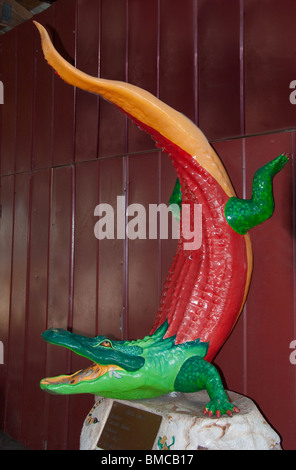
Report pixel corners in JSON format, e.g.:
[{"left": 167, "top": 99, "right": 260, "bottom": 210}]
[{"left": 40, "top": 363, "right": 123, "bottom": 387}]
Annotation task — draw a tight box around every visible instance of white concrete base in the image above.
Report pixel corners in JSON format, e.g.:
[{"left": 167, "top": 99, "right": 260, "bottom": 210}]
[{"left": 80, "top": 391, "right": 281, "bottom": 450}]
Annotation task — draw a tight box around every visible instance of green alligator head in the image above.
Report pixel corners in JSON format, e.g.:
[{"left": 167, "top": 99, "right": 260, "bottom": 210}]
[{"left": 40, "top": 321, "right": 209, "bottom": 400}]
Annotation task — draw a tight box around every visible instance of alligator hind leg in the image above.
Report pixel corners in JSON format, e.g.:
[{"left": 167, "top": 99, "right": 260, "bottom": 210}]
[{"left": 174, "top": 356, "right": 239, "bottom": 418}]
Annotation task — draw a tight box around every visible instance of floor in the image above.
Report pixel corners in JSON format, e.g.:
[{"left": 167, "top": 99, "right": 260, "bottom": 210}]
[{"left": 0, "top": 431, "right": 28, "bottom": 450}]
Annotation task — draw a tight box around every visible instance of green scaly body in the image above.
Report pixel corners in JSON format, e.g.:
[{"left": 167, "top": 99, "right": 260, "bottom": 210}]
[{"left": 41, "top": 321, "right": 233, "bottom": 416}]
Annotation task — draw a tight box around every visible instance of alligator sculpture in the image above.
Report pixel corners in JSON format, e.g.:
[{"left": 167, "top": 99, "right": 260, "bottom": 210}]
[{"left": 35, "top": 22, "right": 289, "bottom": 417}]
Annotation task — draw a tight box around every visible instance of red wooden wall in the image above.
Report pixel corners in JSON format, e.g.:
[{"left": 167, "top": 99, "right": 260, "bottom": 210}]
[{"left": 0, "top": 0, "right": 295, "bottom": 450}]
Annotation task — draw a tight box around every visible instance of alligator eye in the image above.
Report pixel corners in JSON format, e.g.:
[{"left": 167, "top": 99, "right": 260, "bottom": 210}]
[{"left": 100, "top": 341, "right": 112, "bottom": 348}]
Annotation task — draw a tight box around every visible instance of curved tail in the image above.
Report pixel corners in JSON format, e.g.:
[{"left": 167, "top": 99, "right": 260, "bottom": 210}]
[{"left": 33, "top": 20, "right": 236, "bottom": 199}]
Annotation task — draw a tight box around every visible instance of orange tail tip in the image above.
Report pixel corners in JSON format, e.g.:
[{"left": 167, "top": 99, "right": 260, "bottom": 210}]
[{"left": 33, "top": 20, "right": 236, "bottom": 198}]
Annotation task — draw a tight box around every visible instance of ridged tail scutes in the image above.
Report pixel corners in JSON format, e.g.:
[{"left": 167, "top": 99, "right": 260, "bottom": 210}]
[{"left": 150, "top": 143, "right": 251, "bottom": 361}]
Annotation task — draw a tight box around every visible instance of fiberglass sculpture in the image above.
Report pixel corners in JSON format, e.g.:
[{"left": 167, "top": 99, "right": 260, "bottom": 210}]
[{"left": 35, "top": 22, "right": 289, "bottom": 418}]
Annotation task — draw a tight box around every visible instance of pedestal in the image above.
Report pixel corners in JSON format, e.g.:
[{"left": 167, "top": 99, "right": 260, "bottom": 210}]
[{"left": 80, "top": 391, "right": 281, "bottom": 450}]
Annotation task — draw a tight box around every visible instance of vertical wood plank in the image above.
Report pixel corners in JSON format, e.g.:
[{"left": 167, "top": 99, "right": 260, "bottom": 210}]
[
  {"left": 32, "top": 6, "right": 55, "bottom": 170},
  {"left": 4, "top": 173, "right": 30, "bottom": 441},
  {"left": 0, "top": 30, "right": 17, "bottom": 176},
  {"left": 159, "top": 0, "right": 195, "bottom": 122},
  {"left": 45, "top": 166, "right": 73, "bottom": 449},
  {"left": 68, "top": 160, "right": 99, "bottom": 449},
  {"left": 75, "top": 0, "right": 100, "bottom": 163},
  {"left": 21, "top": 170, "right": 51, "bottom": 450},
  {"left": 244, "top": 0, "right": 296, "bottom": 136},
  {"left": 126, "top": 0, "right": 159, "bottom": 153},
  {"left": 15, "top": 21, "right": 34, "bottom": 173},
  {"left": 97, "top": 157, "right": 124, "bottom": 338},
  {"left": 198, "top": 0, "right": 241, "bottom": 139},
  {"left": 72, "top": 162, "right": 99, "bottom": 336},
  {"left": 51, "top": 0, "right": 76, "bottom": 167},
  {"left": 98, "top": 0, "right": 127, "bottom": 158},
  {"left": 0, "top": 175, "right": 14, "bottom": 429},
  {"left": 127, "top": 152, "right": 160, "bottom": 339}
]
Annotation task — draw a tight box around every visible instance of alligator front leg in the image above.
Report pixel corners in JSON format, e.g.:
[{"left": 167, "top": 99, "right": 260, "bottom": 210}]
[{"left": 174, "top": 356, "right": 239, "bottom": 418}]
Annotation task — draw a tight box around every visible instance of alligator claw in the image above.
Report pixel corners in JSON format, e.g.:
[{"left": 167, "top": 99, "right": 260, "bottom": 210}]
[{"left": 203, "top": 399, "right": 240, "bottom": 418}]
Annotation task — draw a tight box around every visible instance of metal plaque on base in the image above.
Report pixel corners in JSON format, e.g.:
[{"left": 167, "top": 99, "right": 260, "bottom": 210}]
[{"left": 97, "top": 401, "right": 162, "bottom": 450}]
